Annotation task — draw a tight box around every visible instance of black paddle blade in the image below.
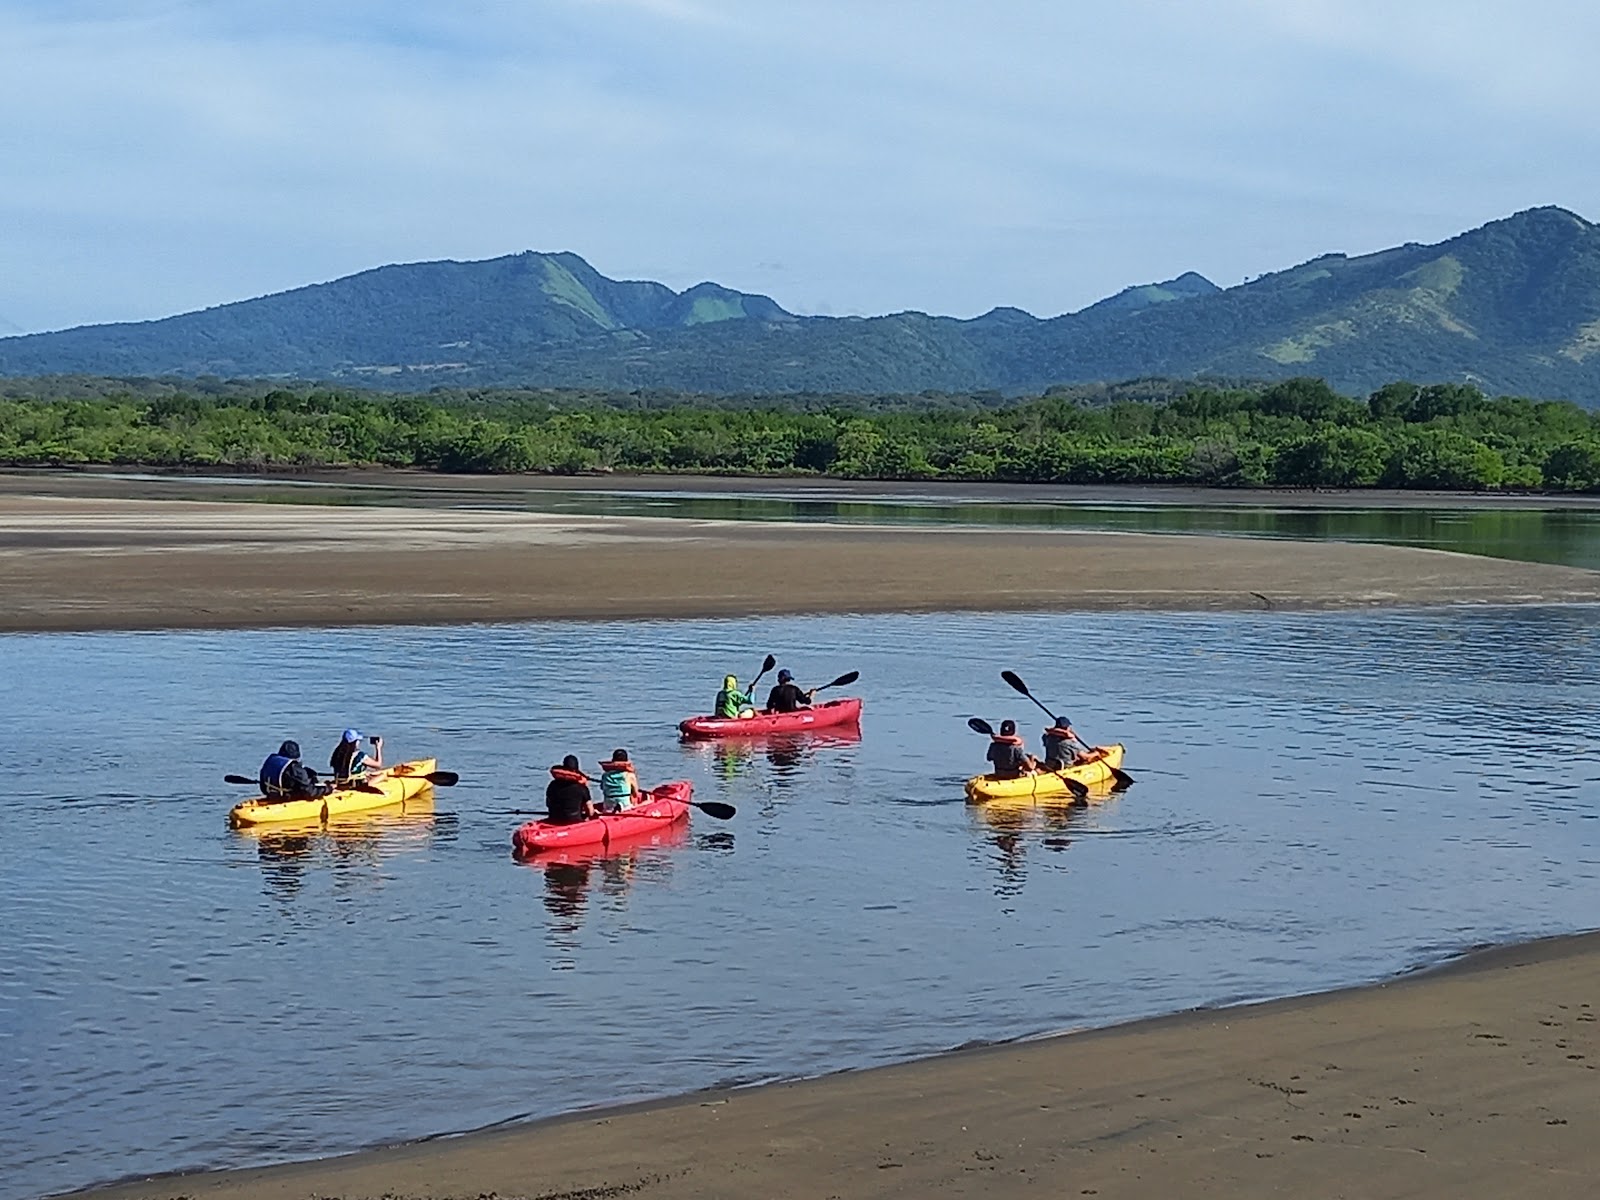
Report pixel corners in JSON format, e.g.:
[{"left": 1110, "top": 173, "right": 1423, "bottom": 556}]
[
  {"left": 1109, "top": 767, "right": 1135, "bottom": 790},
  {"left": 819, "top": 670, "right": 860, "bottom": 690},
  {"left": 1063, "top": 777, "right": 1090, "bottom": 800},
  {"left": 223, "top": 774, "right": 257, "bottom": 786},
  {"left": 693, "top": 800, "right": 737, "bottom": 820},
  {"left": 352, "top": 781, "right": 388, "bottom": 795},
  {"left": 423, "top": 770, "right": 459, "bottom": 787},
  {"left": 967, "top": 716, "right": 995, "bottom": 736},
  {"left": 761, "top": 654, "right": 777, "bottom": 673},
  {"left": 1001, "top": 669, "right": 1031, "bottom": 696}
]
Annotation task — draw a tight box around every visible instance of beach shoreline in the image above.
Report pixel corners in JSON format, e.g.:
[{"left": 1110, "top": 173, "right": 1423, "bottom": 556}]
[{"left": 63, "top": 927, "right": 1600, "bottom": 1200}]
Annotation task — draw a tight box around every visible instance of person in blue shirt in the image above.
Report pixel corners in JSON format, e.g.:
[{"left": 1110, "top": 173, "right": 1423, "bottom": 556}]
[
  {"left": 259, "top": 740, "right": 327, "bottom": 801},
  {"left": 329, "top": 729, "right": 384, "bottom": 787}
]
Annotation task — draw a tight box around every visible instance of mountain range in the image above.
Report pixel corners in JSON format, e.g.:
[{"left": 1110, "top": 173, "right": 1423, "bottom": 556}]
[{"left": 6, "top": 206, "right": 1600, "bottom": 400}]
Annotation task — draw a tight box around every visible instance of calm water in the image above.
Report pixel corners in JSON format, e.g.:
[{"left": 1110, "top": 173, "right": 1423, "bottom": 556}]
[
  {"left": 5, "top": 608, "right": 1600, "bottom": 1199},
  {"left": 75, "top": 472, "right": 1600, "bottom": 570}
]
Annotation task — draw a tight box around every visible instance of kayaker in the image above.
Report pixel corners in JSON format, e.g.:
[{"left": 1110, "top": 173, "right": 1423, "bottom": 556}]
[
  {"left": 1041, "top": 718, "right": 1082, "bottom": 770},
  {"left": 329, "top": 729, "right": 383, "bottom": 786},
  {"left": 546, "top": 754, "right": 598, "bottom": 825},
  {"left": 597, "top": 749, "right": 640, "bottom": 813},
  {"left": 258, "top": 740, "right": 328, "bottom": 801},
  {"left": 715, "top": 674, "right": 756, "bottom": 719},
  {"left": 764, "top": 669, "right": 813, "bottom": 714},
  {"left": 986, "top": 720, "right": 1034, "bottom": 778}
]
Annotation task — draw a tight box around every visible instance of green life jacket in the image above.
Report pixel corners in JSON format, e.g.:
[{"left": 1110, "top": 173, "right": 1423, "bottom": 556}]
[{"left": 715, "top": 687, "right": 751, "bottom": 718}]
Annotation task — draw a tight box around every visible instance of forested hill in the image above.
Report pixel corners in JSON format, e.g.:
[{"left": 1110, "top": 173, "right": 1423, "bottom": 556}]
[{"left": 6, "top": 207, "right": 1600, "bottom": 401}]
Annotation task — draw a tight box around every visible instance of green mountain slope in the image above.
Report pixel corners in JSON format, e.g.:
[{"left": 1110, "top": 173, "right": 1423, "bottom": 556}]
[{"left": 5, "top": 207, "right": 1600, "bottom": 400}]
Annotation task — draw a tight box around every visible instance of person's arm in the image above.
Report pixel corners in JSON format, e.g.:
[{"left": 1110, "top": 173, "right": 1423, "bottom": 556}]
[{"left": 365, "top": 736, "right": 384, "bottom": 770}]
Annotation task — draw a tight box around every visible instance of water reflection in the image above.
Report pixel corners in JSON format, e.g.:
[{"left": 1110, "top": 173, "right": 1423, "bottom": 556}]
[
  {"left": 235, "top": 793, "right": 443, "bottom": 900},
  {"left": 518, "top": 822, "right": 692, "bottom": 964},
  {"left": 968, "top": 785, "right": 1120, "bottom": 898}
]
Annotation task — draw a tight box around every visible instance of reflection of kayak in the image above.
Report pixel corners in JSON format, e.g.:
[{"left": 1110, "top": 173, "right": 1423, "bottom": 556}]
[
  {"left": 512, "top": 781, "right": 693, "bottom": 857},
  {"left": 964, "top": 745, "right": 1126, "bottom": 802},
  {"left": 228, "top": 758, "right": 438, "bottom": 828},
  {"left": 678, "top": 697, "right": 863, "bottom": 740}
]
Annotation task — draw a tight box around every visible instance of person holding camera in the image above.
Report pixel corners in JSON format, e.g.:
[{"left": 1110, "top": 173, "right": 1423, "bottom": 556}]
[{"left": 330, "top": 729, "right": 383, "bottom": 787}]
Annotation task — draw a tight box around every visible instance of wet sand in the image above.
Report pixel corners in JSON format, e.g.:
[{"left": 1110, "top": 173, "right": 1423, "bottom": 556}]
[
  {"left": 5, "top": 491, "right": 1600, "bottom": 632},
  {"left": 71, "top": 930, "right": 1600, "bottom": 1200}
]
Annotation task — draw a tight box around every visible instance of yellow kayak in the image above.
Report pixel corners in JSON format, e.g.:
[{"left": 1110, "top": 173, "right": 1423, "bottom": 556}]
[
  {"left": 964, "top": 745, "right": 1126, "bottom": 803},
  {"left": 228, "top": 758, "right": 438, "bottom": 828}
]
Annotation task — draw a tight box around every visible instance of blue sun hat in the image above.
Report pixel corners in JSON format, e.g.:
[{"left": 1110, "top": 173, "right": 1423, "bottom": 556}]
[{"left": 342, "top": 728, "right": 362, "bottom": 743}]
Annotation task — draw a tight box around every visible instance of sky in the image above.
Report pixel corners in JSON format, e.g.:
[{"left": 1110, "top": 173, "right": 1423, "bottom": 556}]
[{"left": 2, "top": 0, "right": 1598, "bottom": 335}]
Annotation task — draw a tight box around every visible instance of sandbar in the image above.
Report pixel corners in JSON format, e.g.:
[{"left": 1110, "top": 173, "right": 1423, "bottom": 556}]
[
  {"left": 4, "top": 490, "right": 1600, "bottom": 632},
  {"left": 69, "top": 930, "right": 1600, "bottom": 1200}
]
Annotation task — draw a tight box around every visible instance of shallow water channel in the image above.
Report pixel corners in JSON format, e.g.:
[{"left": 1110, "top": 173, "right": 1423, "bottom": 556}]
[{"left": 4, "top": 607, "right": 1600, "bottom": 1199}]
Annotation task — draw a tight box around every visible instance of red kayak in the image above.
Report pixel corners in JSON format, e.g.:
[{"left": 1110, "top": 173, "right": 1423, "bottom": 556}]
[
  {"left": 678, "top": 697, "right": 864, "bottom": 740},
  {"left": 512, "top": 781, "right": 692, "bottom": 857}
]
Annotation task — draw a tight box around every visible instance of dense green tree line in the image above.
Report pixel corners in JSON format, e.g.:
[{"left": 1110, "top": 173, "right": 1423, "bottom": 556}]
[{"left": 3, "top": 377, "right": 1600, "bottom": 491}]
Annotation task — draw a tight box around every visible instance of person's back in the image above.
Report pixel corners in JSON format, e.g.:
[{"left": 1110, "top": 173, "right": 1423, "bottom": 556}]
[
  {"left": 546, "top": 755, "right": 595, "bottom": 825},
  {"left": 259, "top": 740, "right": 323, "bottom": 800},
  {"left": 598, "top": 749, "right": 639, "bottom": 813},
  {"left": 329, "top": 729, "right": 381, "bottom": 785},
  {"left": 765, "top": 670, "right": 812, "bottom": 714},
  {"left": 1042, "top": 720, "right": 1077, "bottom": 769},
  {"left": 985, "top": 720, "right": 1031, "bottom": 778},
  {"left": 715, "top": 674, "right": 753, "bottom": 719}
]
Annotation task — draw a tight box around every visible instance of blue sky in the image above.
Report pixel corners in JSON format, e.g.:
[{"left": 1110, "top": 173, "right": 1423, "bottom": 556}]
[{"left": 2, "top": 0, "right": 1596, "bottom": 334}]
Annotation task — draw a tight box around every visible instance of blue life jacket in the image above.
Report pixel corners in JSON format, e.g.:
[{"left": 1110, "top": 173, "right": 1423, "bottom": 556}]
[{"left": 260, "top": 753, "right": 295, "bottom": 797}]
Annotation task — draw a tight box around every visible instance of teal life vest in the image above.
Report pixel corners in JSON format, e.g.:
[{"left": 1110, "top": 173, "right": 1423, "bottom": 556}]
[{"left": 600, "top": 766, "right": 636, "bottom": 809}]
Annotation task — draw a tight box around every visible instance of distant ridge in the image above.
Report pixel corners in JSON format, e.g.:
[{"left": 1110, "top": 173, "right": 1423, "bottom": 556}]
[{"left": 5, "top": 206, "right": 1600, "bottom": 401}]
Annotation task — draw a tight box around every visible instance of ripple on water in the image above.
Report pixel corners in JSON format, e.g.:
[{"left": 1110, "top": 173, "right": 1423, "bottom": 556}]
[{"left": 2, "top": 606, "right": 1600, "bottom": 1199}]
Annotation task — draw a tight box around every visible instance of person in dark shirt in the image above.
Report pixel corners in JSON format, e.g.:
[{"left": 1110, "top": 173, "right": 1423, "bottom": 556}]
[
  {"left": 765, "top": 669, "right": 814, "bottom": 714},
  {"left": 258, "top": 740, "right": 327, "bottom": 801},
  {"left": 329, "top": 728, "right": 383, "bottom": 786},
  {"left": 985, "top": 720, "right": 1034, "bottom": 778},
  {"left": 546, "top": 754, "right": 597, "bottom": 825},
  {"left": 1041, "top": 717, "right": 1082, "bottom": 769}
]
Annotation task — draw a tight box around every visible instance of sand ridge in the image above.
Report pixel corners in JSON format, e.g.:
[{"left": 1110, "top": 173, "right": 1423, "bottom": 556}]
[{"left": 5, "top": 492, "right": 1600, "bottom": 632}]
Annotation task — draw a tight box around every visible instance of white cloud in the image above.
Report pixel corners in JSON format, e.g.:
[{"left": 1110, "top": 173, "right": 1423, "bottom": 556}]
[{"left": 1, "top": 0, "right": 1598, "bottom": 333}]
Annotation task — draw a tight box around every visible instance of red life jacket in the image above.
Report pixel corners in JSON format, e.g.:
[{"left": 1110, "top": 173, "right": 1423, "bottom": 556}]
[
  {"left": 990, "top": 734, "right": 1024, "bottom": 747},
  {"left": 550, "top": 766, "right": 589, "bottom": 784}
]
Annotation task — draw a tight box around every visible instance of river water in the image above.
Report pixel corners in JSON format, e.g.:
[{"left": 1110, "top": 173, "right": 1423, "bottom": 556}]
[{"left": 4, "top": 606, "right": 1600, "bottom": 1199}]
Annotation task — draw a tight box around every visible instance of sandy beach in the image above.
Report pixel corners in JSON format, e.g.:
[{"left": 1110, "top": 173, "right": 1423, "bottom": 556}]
[
  {"left": 6, "top": 489, "right": 1600, "bottom": 632},
  {"left": 69, "top": 930, "right": 1600, "bottom": 1200}
]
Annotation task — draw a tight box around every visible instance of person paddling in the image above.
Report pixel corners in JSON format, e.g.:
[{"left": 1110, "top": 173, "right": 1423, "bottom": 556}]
[
  {"left": 715, "top": 674, "right": 756, "bottom": 719},
  {"left": 597, "top": 749, "right": 640, "bottom": 813},
  {"left": 546, "top": 754, "right": 597, "bottom": 825},
  {"left": 329, "top": 729, "right": 383, "bottom": 787},
  {"left": 259, "top": 740, "right": 328, "bottom": 801},
  {"left": 985, "top": 720, "right": 1034, "bottom": 778},
  {"left": 1041, "top": 717, "right": 1083, "bottom": 770},
  {"left": 765, "top": 669, "right": 813, "bottom": 714}
]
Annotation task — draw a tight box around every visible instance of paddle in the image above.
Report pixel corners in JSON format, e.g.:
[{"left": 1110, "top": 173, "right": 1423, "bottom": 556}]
[
  {"left": 396, "top": 769, "right": 460, "bottom": 787},
  {"left": 965, "top": 719, "right": 1088, "bottom": 801},
  {"left": 809, "top": 670, "right": 860, "bottom": 696},
  {"left": 223, "top": 773, "right": 386, "bottom": 797},
  {"left": 748, "top": 654, "right": 777, "bottom": 694},
  {"left": 1000, "top": 670, "right": 1135, "bottom": 790}
]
